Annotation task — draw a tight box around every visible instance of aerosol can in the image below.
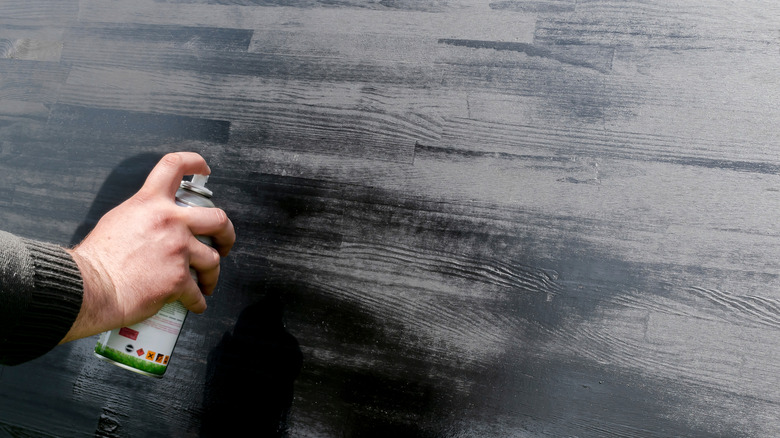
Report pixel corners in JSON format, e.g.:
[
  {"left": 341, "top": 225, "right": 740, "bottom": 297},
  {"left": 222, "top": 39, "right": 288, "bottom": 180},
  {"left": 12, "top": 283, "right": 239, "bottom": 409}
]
[{"left": 94, "top": 174, "right": 215, "bottom": 377}]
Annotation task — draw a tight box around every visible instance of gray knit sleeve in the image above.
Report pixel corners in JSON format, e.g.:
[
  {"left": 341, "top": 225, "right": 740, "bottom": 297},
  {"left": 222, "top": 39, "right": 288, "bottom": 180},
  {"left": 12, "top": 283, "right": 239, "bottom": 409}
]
[{"left": 0, "top": 230, "right": 83, "bottom": 365}]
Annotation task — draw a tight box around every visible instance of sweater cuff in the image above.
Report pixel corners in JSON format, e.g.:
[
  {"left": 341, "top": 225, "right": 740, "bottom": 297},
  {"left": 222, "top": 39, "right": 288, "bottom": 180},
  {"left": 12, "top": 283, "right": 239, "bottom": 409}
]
[{"left": 2, "top": 240, "right": 84, "bottom": 365}]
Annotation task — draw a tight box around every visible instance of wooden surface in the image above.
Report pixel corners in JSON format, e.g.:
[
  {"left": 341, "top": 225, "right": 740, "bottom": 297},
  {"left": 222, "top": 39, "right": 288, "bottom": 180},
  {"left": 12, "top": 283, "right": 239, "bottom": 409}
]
[{"left": 1, "top": 0, "right": 779, "bottom": 436}]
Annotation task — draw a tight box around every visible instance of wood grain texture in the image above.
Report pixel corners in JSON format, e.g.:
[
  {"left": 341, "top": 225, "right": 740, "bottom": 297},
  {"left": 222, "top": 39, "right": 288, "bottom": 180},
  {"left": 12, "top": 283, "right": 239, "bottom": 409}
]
[{"left": 1, "top": 0, "right": 779, "bottom": 436}]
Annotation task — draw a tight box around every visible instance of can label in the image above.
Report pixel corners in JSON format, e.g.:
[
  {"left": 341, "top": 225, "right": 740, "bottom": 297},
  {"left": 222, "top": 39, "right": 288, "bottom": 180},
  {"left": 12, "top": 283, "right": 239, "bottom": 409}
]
[{"left": 94, "top": 300, "right": 188, "bottom": 377}]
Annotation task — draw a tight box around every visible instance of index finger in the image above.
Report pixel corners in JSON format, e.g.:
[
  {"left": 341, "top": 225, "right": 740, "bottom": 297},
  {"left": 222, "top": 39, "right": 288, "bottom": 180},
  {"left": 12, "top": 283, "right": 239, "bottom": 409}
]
[{"left": 139, "top": 152, "right": 211, "bottom": 199}]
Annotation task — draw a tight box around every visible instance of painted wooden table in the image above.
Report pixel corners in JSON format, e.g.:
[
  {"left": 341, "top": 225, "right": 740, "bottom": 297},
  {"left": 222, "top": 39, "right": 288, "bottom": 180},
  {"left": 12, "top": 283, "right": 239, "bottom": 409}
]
[{"left": 1, "top": 1, "right": 779, "bottom": 436}]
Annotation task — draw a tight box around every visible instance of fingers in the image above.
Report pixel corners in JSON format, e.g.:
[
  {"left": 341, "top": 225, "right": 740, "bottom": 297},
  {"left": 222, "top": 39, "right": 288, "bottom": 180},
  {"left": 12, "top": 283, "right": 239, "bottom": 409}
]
[
  {"left": 164, "top": 237, "right": 217, "bottom": 314},
  {"left": 189, "top": 238, "right": 221, "bottom": 296},
  {"left": 142, "top": 152, "right": 235, "bottom": 256},
  {"left": 132, "top": 152, "right": 233, "bottom": 316},
  {"left": 177, "top": 278, "right": 208, "bottom": 314},
  {"left": 139, "top": 152, "right": 211, "bottom": 199},
  {"left": 184, "top": 207, "right": 236, "bottom": 257}
]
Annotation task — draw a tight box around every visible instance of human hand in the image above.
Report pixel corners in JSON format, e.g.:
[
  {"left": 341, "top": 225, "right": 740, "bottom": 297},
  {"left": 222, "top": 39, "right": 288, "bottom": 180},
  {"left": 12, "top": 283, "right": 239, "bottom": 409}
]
[{"left": 62, "top": 152, "right": 236, "bottom": 343}]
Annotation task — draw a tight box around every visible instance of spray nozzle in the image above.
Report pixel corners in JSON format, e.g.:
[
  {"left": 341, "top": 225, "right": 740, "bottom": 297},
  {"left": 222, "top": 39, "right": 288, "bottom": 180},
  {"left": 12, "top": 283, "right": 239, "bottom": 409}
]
[
  {"left": 180, "top": 174, "right": 213, "bottom": 197},
  {"left": 191, "top": 174, "right": 209, "bottom": 188}
]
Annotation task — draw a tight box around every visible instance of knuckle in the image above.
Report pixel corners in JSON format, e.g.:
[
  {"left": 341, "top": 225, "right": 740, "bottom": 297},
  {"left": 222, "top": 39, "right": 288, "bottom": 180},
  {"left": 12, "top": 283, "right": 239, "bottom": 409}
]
[
  {"left": 151, "top": 210, "right": 176, "bottom": 231},
  {"left": 174, "top": 268, "right": 191, "bottom": 286},
  {"left": 213, "top": 208, "right": 229, "bottom": 227},
  {"left": 210, "top": 247, "right": 221, "bottom": 264},
  {"left": 160, "top": 152, "right": 183, "bottom": 168},
  {"left": 159, "top": 230, "right": 189, "bottom": 255}
]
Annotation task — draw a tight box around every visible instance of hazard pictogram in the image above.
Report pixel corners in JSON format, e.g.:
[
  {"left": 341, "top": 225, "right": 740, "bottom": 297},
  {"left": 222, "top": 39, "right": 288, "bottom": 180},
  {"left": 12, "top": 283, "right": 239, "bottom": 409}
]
[
  {"left": 155, "top": 353, "right": 165, "bottom": 363},
  {"left": 163, "top": 356, "right": 169, "bottom": 365},
  {"left": 136, "top": 348, "right": 145, "bottom": 357},
  {"left": 146, "top": 350, "right": 156, "bottom": 361}
]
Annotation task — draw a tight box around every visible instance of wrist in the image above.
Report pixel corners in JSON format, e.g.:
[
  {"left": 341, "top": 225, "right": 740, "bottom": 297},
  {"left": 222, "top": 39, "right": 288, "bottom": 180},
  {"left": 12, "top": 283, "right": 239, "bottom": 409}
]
[{"left": 61, "top": 247, "right": 121, "bottom": 343}]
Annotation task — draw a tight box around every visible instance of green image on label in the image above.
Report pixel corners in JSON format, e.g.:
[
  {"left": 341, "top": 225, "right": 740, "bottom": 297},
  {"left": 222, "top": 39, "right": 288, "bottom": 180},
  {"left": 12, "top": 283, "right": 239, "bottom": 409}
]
[{"left": 95, "top": 342, "right": 167, "bottom": 376}]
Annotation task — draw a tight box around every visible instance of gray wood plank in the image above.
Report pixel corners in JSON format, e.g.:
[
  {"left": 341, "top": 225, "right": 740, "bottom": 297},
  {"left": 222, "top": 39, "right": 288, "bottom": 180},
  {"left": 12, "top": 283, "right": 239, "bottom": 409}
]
[{"left": 1, "top": 0, "right": 779, "bottom": 436}]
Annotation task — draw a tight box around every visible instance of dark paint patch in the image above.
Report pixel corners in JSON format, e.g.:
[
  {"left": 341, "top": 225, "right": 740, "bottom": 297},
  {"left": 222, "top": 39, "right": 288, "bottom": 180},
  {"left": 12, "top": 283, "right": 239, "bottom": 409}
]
[
  {"left": 415, "top": 141, "right": 573, "bottom": 163},
  {"left": 667, "top": 157, "right": 780, "bottom": 175},
  {"left": 278, "top": 236, "right": 721, "bottom": 436},
  {"left": 59, "top": 45, "right": 439, "bottom": 87},
  {"left": 66, "top": 23, "right": 254, "bottom": 52},
  {"left": 215, "top": 171, "right": 346, "bottom": 251},
  {"left": 489, "top": 0, "right": 575, "bottom": 12},
  {"left": 438, "top": 38, "right": 612, "bottom": 73},
  {"left": 159, "top": 0, "right": 446, "bottom": 12},
  {"left": 265, "top": 184, "right": 663, "bottom": 432},
  {"left": 283, "top": 282, "right": 444, "bottom": 435},
  {"left": 428, "top": 119, "right": 780, "bottom": 176},
  {"left": 47, "top": 104, "right": 231, "bottom": 145},
  {"left": 0, "top": 0, "right": 79, "bottom": 22}
]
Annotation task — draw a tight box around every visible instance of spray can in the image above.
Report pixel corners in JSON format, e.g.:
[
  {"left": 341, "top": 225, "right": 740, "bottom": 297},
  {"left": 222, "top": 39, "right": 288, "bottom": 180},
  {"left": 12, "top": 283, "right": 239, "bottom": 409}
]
[{"left": 94, "top": 174, "right": 216, "bottom": 378}]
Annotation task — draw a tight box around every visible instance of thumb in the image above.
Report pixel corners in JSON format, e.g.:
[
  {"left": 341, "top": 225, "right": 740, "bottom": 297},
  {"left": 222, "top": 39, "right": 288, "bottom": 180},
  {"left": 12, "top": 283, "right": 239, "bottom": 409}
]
[{"left": 138, "top": 152, "right": 211, "bottom": 199}]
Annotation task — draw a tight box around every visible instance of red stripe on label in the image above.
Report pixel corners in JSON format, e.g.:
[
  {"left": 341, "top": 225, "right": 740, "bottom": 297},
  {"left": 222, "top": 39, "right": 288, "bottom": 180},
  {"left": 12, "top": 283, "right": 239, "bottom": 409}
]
[{"left": 119, "top": 327, "right": 139, "bottom": 340}]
